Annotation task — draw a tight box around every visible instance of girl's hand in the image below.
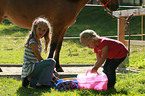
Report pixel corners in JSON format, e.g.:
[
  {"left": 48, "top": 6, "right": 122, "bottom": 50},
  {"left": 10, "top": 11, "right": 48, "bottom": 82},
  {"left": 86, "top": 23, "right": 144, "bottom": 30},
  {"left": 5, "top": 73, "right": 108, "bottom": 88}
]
[
  {"left": 91, "top": 67, "right": 98, "bottom": 73},
  {"left": 52, "top": 76, "right": 59, "bottom": 83}
]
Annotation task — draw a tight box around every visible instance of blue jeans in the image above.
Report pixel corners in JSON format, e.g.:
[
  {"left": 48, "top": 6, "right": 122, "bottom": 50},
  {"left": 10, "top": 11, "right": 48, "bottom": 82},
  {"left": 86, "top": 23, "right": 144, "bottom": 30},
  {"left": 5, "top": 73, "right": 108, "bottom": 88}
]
[
  {"left": 103, "top": 56, "right": 126, "bottom": 89},
  {"left": 29, "top": 58, "right": 56, "bottom": 87}
]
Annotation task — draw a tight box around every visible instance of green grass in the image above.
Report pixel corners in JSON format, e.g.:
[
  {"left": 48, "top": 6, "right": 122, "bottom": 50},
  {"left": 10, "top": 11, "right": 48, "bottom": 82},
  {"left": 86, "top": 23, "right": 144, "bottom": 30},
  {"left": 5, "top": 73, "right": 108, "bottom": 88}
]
[
  {"left": 0, "top": 37, "right": 145, "bottom": 69},
  {"left": 0, "top": 6, "right": 145, "bottom": 96},
  {"left": 0, "top": 72, "right": 145, "bottom": 96}
]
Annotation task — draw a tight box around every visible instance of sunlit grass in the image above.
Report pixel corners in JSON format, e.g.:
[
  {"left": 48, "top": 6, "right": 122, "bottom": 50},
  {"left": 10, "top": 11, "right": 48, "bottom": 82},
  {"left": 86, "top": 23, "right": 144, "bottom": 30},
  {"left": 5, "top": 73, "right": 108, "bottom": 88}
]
[
  {"left": 116, "top": 71, "right": 145, "bottom": 95},
  {"left": 0, "top": 37, "right": 145, "bottom": 69},
  {"left": 0, "top": 72, "right": 145, "bottom": 96}
]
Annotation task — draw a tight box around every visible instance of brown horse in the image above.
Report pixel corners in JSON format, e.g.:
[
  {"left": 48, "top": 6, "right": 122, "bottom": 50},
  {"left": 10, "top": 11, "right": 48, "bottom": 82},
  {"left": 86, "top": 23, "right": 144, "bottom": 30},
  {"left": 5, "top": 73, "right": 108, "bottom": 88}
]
[{"left": 0, "top": 0, "right": 119, "bottom": 72}]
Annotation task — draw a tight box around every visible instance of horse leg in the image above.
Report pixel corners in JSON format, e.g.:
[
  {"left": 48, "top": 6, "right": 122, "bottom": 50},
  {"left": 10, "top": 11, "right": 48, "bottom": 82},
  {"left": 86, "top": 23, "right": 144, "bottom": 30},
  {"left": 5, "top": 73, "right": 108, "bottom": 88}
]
[
  {"left": 0, "top": 13, "right": 5, "bottom": 72},
  {"left": 54, "top": 40, "right": 63, "bottom": 72},
  {"left": 47, "top": 25, "right": 67, "bottom": 72},
  {"left": 54, "top": 27, "right": 68, "bottom": 72}
]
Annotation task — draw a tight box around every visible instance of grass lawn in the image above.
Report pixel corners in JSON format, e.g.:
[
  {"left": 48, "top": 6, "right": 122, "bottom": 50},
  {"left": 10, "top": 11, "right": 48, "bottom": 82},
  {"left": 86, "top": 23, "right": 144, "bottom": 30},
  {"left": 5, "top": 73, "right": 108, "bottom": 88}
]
[
  {"left": 0, "top": 6, "right": 145, "bottom": 96},
  {"left": 0, "top": 72, "right": 145, "bottom": 96}
]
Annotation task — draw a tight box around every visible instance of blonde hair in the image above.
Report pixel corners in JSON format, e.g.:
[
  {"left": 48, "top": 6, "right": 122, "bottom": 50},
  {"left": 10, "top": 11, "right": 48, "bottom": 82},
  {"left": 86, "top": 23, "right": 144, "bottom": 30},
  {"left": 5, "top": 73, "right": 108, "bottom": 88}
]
[
  {"left": 80, "top": 29, "right": 100, "bottom": 44},
  {"left": 24, "top": 17, "right": 51, "bottom": 53}
]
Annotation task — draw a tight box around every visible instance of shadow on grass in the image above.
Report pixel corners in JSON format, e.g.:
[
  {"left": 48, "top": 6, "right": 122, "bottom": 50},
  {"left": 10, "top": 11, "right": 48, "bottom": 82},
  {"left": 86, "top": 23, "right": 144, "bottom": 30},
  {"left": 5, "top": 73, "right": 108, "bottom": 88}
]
[
  {"left": 1, "top": 20, "right": 29, "bottom": 37},
  {"left": 2, "top": 75, "right": 52, "bottom": 96},
  {"left": 0, "top": 25, "right": 29, "bottom": 37},
  {"left": 77, "top": 88, "right": 128, "bottom": 96},
  {"left": 1, "top": 75, "right": 51, "bottom": 96},
  {"left": 0, "top": 75, "right": 21, "bottom": 81},
  {"left": 17, "top": 87, "right": 51, "bottom": 96}
]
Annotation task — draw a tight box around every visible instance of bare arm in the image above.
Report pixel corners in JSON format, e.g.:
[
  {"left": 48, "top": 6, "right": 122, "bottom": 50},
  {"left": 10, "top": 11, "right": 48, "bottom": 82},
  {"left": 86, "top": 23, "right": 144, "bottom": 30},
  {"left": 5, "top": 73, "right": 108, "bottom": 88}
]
[
  {"left": 96, "top": 53, "right": 101, "bottom": 60},
  {"left": 91, "top": 45, "right": 108, "bottom": 72},
  {"left": 30, "top": 43, "right": 43, "bottom": 61},
  {"left": 52, "top": 74, "right": 59, "bottom": 83}
]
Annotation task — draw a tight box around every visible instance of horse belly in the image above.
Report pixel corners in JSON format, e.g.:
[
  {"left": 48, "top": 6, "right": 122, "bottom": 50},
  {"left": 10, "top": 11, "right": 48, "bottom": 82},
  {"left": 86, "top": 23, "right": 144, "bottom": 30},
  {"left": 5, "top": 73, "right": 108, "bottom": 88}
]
[
  {"left": 6, "top": 18, "right": 31, "bottom": 29},
  {"left": 5, "top": 0, "right": 80, "bottom": 29}
]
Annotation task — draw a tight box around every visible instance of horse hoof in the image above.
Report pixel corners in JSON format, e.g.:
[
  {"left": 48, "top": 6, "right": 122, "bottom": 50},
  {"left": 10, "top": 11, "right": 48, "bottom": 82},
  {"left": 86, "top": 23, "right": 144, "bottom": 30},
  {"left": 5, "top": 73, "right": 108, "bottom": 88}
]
[{"left": 56, "top": 67, "right": 64, "bottom": 72}]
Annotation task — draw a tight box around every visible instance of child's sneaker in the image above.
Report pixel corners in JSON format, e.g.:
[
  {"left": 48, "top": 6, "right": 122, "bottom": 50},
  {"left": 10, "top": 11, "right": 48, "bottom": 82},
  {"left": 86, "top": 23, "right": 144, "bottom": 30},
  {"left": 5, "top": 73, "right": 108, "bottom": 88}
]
[{"left": 22, "top": 77, "right": 30, "bottom": 87}]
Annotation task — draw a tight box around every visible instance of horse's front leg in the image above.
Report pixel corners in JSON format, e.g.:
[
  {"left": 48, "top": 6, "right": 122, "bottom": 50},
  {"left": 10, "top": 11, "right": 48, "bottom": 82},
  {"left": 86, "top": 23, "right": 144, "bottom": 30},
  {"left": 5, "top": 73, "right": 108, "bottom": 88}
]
[
  {"left": 47, "top": 25, "right": 67, "bottom": 72},
  {"left": 54, "top": 40, "right": 63, "bottom": 72},
  {"left": 54, "top": 27, "right": 68, "bottom": 72},
  {"left": 47, "top": 25, "right": 60, "bottom": 59}
]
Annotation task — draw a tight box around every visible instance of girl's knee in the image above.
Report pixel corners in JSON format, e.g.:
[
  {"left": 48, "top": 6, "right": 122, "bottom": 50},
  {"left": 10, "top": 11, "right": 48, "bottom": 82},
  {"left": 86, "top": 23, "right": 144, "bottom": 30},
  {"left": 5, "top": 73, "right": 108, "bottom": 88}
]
[{"left": 45, "top": 58, "right": 56, "bottom": 66}]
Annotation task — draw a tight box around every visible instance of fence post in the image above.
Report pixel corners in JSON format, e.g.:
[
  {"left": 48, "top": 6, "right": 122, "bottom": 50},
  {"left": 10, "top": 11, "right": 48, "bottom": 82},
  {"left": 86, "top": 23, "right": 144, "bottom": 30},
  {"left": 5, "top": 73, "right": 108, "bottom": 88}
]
[
  {"left": 140, "top": 0, "right": 143, "bottom": 5},
  {"left": 117, "top": 18, "right": 125, "bottom": 44},
  {"left": 117, "top": 17, "right": 129, "bottom": 68}
]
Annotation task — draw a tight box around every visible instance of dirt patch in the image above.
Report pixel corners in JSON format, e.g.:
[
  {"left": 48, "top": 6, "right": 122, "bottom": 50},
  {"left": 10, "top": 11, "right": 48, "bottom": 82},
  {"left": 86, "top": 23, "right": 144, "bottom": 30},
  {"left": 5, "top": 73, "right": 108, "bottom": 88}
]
[
  {"left": 0, "top": 67, "right": 103, "bottom": 75},
  {"left": 0, "top": 67, "right": 22, "bottom": 75},
  {"left": 0, "top": 66, "right": 141, "bottom": 79}
]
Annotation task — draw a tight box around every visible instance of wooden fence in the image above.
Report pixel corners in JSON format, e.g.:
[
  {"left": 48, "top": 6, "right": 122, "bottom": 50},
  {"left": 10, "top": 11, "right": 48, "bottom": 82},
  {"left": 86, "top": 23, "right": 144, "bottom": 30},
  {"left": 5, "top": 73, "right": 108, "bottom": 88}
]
[{"left": 120, "top": 0, "right": 143, "bottom": 5}]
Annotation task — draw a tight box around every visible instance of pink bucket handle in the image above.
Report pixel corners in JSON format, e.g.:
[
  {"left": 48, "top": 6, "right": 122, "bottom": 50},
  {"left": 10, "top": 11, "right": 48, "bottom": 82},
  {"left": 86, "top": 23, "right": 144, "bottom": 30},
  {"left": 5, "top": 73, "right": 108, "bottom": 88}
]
[{"left": 86, "top": 69, "right": 99, "bottom": 76}]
